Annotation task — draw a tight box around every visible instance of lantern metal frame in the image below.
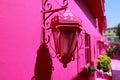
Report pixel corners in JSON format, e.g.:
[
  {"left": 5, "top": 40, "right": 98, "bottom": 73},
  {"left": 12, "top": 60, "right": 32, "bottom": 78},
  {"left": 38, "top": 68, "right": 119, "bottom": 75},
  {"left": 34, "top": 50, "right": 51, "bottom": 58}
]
[
  {"left": 50, "top": 14, "right": 82, "bottom": 68},
  {"left": 41, "top": 0, "right": 84, "bottom": 68}
]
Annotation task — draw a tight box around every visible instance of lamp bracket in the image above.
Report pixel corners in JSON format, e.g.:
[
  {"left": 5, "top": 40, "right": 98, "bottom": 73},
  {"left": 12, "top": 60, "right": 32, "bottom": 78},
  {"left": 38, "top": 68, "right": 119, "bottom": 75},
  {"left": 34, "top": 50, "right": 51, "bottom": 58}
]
[{"left": 41, "top": 0, "right": 68, "bottom": 43}]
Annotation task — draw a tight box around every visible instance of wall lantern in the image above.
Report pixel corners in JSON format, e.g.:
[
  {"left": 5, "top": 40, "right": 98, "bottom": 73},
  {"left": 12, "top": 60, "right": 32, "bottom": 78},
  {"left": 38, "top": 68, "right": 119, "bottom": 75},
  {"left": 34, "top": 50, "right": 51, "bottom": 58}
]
[
  {"left": 98, "top": 38, "right": 104, "bottom": 49},
  {"left": 50, "top": 10, "right": 82, "bottom": 68}
]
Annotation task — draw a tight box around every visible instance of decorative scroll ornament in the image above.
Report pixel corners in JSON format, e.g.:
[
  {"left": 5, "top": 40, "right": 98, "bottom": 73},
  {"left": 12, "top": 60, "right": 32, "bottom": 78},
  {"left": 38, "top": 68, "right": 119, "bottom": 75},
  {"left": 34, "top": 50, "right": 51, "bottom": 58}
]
[
  {"left": 41, "top": 0, "right": 68, "bottom": 44},
  {"left": 43, "top": 0, "right": 52, "bottom": 11},
  {"left": 41, "top": 0, "right": 84, "bottom": 68}
]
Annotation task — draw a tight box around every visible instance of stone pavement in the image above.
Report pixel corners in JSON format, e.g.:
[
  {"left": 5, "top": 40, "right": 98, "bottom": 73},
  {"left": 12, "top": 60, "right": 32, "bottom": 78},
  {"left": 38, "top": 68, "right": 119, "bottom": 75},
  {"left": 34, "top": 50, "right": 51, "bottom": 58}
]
[{"left": 111, "top": 59, "right": 120, "bottom": 80}]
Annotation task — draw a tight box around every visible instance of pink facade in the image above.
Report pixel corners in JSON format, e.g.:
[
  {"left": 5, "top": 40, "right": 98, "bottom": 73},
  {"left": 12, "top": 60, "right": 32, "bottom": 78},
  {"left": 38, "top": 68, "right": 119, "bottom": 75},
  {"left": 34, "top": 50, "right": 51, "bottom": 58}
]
[{"left": 0, "top": 0, "right": 108, "bottom": 80}]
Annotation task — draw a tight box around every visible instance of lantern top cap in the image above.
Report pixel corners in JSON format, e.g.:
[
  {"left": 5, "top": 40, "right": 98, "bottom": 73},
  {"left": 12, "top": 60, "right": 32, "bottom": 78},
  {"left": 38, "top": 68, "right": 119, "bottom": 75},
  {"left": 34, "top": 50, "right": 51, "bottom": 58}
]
[
  {"left": 63, "top": 10, "right": 74, "bottom": 17},
  {"left": 59, "top": 10, "right": 82, "bottom": 24},
  {"left": 51, "top": 9, "right": 82, "bottom": 27}
]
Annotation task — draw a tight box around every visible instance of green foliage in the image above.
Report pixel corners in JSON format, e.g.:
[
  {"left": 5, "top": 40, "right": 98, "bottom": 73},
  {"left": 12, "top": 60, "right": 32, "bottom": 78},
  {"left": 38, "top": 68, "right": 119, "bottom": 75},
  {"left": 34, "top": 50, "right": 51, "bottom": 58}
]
[
  {"left": 111, "top": 24, "right": 120, "bottom": 39},
  {"left": 109, "top": 46, "right": 114, "bottom": 53},
  {"left": 107, "top": 46, "right": 116, "bottom": 57},
  {"left": 86, "top": 65, "right": 95, "bottom": 72},
  {"left": 97, "top": 54, "right": 111, "bottom": 72},
  {"left": 116, "top": 24, "right": 120, "bottom": 39}
]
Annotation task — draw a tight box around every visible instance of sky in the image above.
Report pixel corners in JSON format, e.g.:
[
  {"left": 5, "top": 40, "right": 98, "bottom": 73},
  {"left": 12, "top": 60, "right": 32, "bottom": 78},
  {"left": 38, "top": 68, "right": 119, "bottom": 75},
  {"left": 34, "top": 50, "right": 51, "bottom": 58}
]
[{"left": 105, "top": 0, "right": 120, "bottom": 28}]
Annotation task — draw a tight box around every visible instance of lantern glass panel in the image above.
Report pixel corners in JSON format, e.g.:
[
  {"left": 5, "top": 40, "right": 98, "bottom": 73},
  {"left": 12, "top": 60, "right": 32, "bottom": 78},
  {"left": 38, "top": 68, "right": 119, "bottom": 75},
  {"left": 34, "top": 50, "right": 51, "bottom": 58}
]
[{"left": 52, "top": 26, "right": 78, "bottom": 57}]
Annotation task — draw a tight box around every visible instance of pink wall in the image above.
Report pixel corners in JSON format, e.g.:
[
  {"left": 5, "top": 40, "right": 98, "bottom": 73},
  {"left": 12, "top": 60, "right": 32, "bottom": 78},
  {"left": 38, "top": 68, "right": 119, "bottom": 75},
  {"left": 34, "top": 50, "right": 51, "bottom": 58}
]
[
  {"left": 0, "top": 0, "right": 41, "bottom": 79},
  {"left": 48, "top": 0, "right": 104, "bottom": 80},
  {"left": 0, "top": 0, "right": 107, "bottom": 80}
]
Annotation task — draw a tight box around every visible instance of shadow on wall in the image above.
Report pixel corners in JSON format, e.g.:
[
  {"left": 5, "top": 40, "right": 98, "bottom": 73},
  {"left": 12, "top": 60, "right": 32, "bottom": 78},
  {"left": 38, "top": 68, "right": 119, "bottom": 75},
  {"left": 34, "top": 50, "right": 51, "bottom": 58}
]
[{"left": 32, "top": 43, "right": 53, "bottom": 80}]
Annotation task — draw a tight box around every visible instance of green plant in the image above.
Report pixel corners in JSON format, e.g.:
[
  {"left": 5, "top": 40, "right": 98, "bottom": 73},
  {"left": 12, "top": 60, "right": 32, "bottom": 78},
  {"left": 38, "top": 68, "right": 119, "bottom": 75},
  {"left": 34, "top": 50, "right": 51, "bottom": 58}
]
[
  {"left": 97, "top": 54, "right": 111, "bottom": 72},
  {"left": 86, "top": 65, "right": 95, "bottom": 72},
  {"left": 109, "top": 46, "right": 114, "bottom": 53},
  {"left": 80, "top": 65, "right": 95, "bottom": 78}
]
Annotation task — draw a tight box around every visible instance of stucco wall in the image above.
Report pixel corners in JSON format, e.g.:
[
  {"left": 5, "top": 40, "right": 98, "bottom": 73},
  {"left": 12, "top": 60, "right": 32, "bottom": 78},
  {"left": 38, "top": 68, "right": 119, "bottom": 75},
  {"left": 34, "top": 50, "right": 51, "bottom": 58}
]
[
  {"left": 0, "top": 0, "right": 41, "bottom": 79},
  {"left": 49, "top": 0, "right": 102, "bottom": 80},
  {"left": 0, "top": 0, "right": 103, "bottom": 80}
]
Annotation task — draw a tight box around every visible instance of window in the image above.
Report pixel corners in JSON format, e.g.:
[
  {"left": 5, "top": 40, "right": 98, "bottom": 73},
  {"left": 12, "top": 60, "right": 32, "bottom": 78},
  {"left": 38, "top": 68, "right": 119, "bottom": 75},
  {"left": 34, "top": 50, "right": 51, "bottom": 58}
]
[{"left": 85, "top": 33, "right": 91, "bottom": 64}]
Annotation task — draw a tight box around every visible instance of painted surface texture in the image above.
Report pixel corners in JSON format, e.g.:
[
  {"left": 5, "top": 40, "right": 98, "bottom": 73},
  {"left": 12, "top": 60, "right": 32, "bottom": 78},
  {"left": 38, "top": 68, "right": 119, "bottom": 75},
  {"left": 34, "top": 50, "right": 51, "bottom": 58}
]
[
  {"left": 0, "top": 0, "right": 41, "bottom": 79},
  {"left": 0, "top": 0, "right": 107, "bottom": 80}
]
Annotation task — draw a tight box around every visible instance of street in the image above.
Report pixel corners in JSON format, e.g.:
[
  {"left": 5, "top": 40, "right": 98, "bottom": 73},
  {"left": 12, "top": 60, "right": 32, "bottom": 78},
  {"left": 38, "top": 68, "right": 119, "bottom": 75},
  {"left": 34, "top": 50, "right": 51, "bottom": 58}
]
[{"left": 111, "top": 59, "right": 120, "bottom": 80}]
